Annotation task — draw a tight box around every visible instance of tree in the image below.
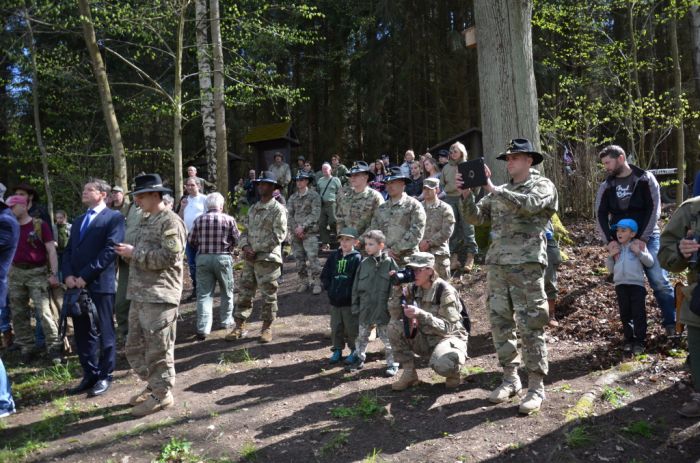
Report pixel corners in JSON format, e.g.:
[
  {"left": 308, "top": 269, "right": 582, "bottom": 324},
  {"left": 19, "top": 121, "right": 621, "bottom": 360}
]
[
  {"left": 195, "top": 0, "right": 217, "bottom": 184},
  {"left": 210, "top": 0, "right": 227, "bottom": 194}
]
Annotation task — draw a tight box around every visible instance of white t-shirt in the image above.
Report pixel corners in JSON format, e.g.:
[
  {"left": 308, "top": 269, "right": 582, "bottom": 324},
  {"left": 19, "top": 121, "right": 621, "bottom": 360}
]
[{"left": 183, "top": 194, "right": 207, "bottom": 233}]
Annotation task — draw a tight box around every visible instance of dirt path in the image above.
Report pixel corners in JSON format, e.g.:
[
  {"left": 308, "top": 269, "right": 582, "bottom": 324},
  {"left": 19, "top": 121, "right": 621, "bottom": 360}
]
[{"left": 2, "top": 228, "right": 700, "bottom": 462}]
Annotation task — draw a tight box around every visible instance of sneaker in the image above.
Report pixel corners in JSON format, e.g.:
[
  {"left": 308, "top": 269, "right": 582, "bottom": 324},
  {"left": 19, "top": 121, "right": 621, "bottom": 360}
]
[
  {"left": 344, "top": 350, "right": 358, "bottom": 365},
  {"left": 329, "top": 350, "right": 343, "bottom": 364},
  {"left": 623, "top": 342, "right": 633, "bottom": 354},
  {"left": 385, "top": 363, "right": 399, "bottom": 377},
  {"left": 632, "top": 343, "right": 645, "bottom": 355},
  {"left": 0, "top": 409, "right": 15, "bottom": 418},
  {"left": 345, "top": 358, "right": 364, "bottom": 371},
  {"left": 678, "top": 393, "right": 700, "bottom": 418}
]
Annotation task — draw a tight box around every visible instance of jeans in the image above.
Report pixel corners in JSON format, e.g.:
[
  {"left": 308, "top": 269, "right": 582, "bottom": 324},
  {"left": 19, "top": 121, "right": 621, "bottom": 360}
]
[
  {"left": 195, "top": 254, "right": 235, "bottom": 335},
  {"left": 644, "top": 233, "right": 676, "bottom": 326},
  {"left": 185, "top": 242, "right": 197, "bottom": 288},
  {"left": 0, "top": 358, "right": 14, "bottom": 415}
]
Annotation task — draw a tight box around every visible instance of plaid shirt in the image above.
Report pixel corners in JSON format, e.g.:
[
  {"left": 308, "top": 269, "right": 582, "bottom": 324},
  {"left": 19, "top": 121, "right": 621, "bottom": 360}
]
[{"left": 188, "top": 210, "right": 240, "bottom": 254}]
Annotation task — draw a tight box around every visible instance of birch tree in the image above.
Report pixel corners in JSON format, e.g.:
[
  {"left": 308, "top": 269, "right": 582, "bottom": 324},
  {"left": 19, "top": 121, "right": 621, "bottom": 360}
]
[{"left": 195, "top": 0, "right": 217, "bottom": 184}]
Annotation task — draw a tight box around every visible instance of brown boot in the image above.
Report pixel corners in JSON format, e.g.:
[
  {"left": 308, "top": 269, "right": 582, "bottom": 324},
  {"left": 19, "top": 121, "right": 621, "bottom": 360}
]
[
  {"left": 445, "top": 375, "right": 463, "bottom": 389},
  {"left": 1, "top": 330, "right": 14, "bottom": 349},
  {"left": 259, "top": 320, "right": 273, "bottom": 343},
  {"left": 129, "top": 386, "right": 152, "bottom": 406},
  {"left": 225, "top": 318, "right": 248, "bottom": 341},
  {"left": 450, "top": 254, "right": 460, "bottom": 272},
  {"left": 392, "top": 364, "right": 419, "bottom": 391},
  {"left": 131, "top": 390, "right": 174, "bottom": 417},
  {"left": 547, "top": 299, "right": 559, "bottom": 328},
  {"left": 463, "top": 253, "right": 475, "bottom": 272}
]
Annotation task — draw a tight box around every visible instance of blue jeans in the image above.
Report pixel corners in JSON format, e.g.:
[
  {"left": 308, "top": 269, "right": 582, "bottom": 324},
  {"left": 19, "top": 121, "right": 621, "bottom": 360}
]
[
  {"left": 0, "top": 300, "right": 45, "bottom": 347},
  {"left": 644, "top": 233, "right": 676, "bottom": 327},
  {"left": 0, "top": 358, "right": 14, "bottom": 414},
  {"left": 185, "top": 242, "right": 197, "bottom": 288},
  {"left": 195, "top": 254, "right": 235, "bottom": 335}
]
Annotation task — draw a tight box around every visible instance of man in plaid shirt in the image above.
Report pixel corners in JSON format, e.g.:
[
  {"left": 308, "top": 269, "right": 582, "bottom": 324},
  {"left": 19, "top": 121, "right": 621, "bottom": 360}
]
[{"left": 188, "top": 192, "right": 240, "bottom": 340}]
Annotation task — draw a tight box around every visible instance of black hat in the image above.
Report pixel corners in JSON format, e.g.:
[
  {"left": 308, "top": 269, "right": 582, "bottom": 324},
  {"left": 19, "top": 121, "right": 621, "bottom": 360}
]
[
  {"left": 496, "top": 138, "right": 544, "bottom": 165},
  {"left": 129, "top": 174, "right": 172, "bottom": 195},
  {"left": 293, "top": 171, "right": 314, "bottom": 184},
  {"left": 437, "top": 149, "right": 449, "bottom": 158},
  {"left": 383, "top": 166, "right": 412, "bottom": 184},
  {"left": 252, "top": 171, "right": 282, "bottom": 189},
  {"left": 348, "top": 161, "right": 375, "bottom": 181}
]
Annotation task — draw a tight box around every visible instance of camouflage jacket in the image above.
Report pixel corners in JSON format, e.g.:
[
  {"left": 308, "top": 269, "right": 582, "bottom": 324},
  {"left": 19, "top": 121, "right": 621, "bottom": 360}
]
[
  {"left": 127, "top": 209, "right": 186, "bottom": 305},
  {"left": 269, "top": 162, "right": 291, "bottom": 187},
  {"left": 370, "top": 192, "right": 426, "bottom": 261},
  {"left": 240, "top": 198, "right": 287, "bottom": 264},
  {"left": 332, "top": 163, "right": 349, "bottom": 185},
  {"left": 460, "top": 168, "right": 558, "bottom": 266},
  {"left": 411, "top": 278, "right": 468, "bottom": 344},
  {"left": 336, "top": 186, "right": 384, "bottom": 237},
  {"left": 287, "top": 188, "right": 321, "bottom": 234},
  {"left": 422, "top": 199, "right": 455, "bottom": 257}
]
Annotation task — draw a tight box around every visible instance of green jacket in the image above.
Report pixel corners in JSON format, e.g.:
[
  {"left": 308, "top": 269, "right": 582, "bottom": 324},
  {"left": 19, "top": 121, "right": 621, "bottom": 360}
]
[
  {"left": 351, "top": 251, "right": 398, "bottom": 325},
  {"left": 658, "top": 196, "right": 700, "bottom": 328}
]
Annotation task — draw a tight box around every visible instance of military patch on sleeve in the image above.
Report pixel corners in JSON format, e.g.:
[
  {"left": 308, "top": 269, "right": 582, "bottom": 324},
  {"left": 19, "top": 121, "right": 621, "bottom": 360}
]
[{"left": 163, "top": 228, "right": 183, "bottom": 253}]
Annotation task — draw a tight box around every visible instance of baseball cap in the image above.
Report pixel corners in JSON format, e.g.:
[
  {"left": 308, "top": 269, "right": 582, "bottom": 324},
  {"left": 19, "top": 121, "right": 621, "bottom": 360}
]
[
  {"left": 611, "top": 218, "right": 638, "bottom": 233},
  {"left": 337, "top": 227, "right": 359, "bottom": 240}
]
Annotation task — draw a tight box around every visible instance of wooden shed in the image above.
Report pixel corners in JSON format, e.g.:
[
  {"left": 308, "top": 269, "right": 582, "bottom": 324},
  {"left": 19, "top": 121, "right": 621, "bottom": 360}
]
[
  {"left": 428, "top": 128, "right": 483, "bottom": 159},
  {"left": 243, "top": 121, "right": 300, "bottom": 172}
]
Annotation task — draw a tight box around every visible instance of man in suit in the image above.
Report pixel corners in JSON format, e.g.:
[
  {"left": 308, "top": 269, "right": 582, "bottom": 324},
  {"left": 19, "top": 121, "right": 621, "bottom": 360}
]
[{"left": 62, "top": 179, "right": 125, "bottom": 397}]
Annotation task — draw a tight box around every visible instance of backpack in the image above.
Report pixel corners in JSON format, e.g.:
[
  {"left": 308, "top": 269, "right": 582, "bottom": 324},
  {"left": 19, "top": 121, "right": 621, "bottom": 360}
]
[{"left": 434, "top": 281, "right": 471, "bottom": 333}]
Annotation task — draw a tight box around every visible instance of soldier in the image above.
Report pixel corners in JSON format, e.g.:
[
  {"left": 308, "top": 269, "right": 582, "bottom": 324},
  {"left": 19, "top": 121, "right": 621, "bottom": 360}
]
[
  {"left": 419, "top": 178, "right": 455, "bottom": 280},
  {"left": 114, "top": 174, "right": 186, "bottom": 417},
  {"left": 369, "top": 166, "right": 426, "bottom": 321},
  {"left": 336, "top": 161, "right": 384, "bottom": 239},
  {"left": 389, "top": 252, "right": 469, "bottom": 391},
  {"left": 114, "top": 186, "right": 142, "bottom": 341},
  {"left": 287, "top": 172, "right": 322, "bottom": 295},
  {"left": 226, "top": 172, "right": 287, "bottom": 343},
  {"left": 459, "top": 138, "right": 557, "bottom": 415},
  {"left": 331, "top": 154, "right": 349, "bottom": 185},
  {"left": 269, "top": 152, "right": 291, "bottom": 198}
]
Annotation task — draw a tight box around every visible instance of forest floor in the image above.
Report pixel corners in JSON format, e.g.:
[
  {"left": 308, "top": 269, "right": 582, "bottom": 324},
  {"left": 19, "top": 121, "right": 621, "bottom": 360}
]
[{"left": 1, "top": 219, "right": 700, "bottom": 463}]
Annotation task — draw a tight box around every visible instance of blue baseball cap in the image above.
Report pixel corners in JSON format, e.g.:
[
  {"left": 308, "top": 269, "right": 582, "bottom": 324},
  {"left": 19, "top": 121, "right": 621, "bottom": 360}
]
[{"left": 611, "top": 218, "right": 638, "bottom": 233}]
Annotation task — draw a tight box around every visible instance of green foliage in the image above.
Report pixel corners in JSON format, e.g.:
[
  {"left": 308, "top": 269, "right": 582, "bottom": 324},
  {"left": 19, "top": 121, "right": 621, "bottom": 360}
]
[
  {"left": 156, "top": 437, "right": 196, "bottom": 463},
  {"left": 239, "top": 441, "right": 258, "bottom": 461},
  {"left": 601, "top": 386, "right": 632, "bottom": 408},
  {"left": 330, "top": 394, "right": 385, "bottom": 420},
  {"left": 11, "top": 360, "right": 81, "bottom": 402},
  {"left": 623, "top": 420, "right": 654, "bottom": 439},
  {"left": 319, "top": 431, "right": 349, "bottom": 456},
  {"left": 363, "top": 448, "right": 383, "bottom": 463},
  {"left": 565, "top": 426, "right": 593, "bottom": 448}
]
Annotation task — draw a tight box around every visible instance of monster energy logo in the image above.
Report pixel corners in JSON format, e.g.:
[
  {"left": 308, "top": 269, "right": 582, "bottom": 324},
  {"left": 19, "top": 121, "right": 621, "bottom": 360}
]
[{"left": 336, "top": 257, "right": 348, "bottom": 275}]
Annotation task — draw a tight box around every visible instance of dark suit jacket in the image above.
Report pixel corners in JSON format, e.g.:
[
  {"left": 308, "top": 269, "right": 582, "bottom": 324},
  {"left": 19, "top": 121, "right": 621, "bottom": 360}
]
[{"left": 62, "top": 206, "right": 125, "bottom": 294}]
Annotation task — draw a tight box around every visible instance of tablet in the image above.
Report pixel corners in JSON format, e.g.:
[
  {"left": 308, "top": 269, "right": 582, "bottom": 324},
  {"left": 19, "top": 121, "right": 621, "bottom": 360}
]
[{"left": 458, "top": 158, "right": 487, "bottom": 188}]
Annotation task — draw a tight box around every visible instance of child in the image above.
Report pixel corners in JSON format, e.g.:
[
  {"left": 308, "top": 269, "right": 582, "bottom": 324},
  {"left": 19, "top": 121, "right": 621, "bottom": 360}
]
[
  {"left": 347, "top": 230, "right": 399, "bottom": 376},
  {"left": 320, "top": 227, "right": 362, "bottom": 364},
  {"left": 606, "top": 218, "right": 653, "bottom": 355}
]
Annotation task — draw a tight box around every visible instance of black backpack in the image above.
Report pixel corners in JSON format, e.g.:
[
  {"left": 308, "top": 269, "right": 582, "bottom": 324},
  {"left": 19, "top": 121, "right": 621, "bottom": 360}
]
[{"left": 434, "top": 281, "right": 471, "bottom": 333}]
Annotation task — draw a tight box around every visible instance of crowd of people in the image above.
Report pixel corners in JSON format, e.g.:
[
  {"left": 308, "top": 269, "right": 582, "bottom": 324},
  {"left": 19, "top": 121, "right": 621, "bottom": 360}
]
[{"left": 0, "top": 140, "right": 698, "bottom": 421}]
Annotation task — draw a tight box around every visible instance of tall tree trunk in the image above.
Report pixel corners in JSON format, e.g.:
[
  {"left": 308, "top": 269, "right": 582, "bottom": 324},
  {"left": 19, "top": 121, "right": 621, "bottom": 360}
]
[
  {"left": 689, "top": 5, "right": 700, "bottom": 178},
  {"left": 473, "top": 0, "right": 540, "bottom": 183},
  {"left": 628, "top": 3, "right": 645, "bottom": 166},
  {"left": 172, "top": 0, "right": 189, "bottom": 201},
  {"left": 670, "top": 8, "right": 685, "bottom": 205},
  {"left": 24, "top": 5, "right": 54, "bottom": 222},
  {"left": 195, "top": 0, "right": 217, "bottom": 184},
  {"left": 77, "top": 0, "right": 128, "bottom": 190},
  {"left": 210, "top": 0, "right": 228, "bottom": 195}
]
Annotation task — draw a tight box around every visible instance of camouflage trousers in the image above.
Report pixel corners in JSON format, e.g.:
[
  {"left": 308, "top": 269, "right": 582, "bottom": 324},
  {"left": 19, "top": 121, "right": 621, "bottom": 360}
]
[
  {"left": 356, "top": 323, "right": 394, "bottom": 365},
  {"left": 330, "top": 305, "right": 359, "bottom": 351},
  {"left": 125, "top": 301, "right": 178, "bottom": 394},
  {"left": 433, "top": 255, "right": 451, "bottom": 280},
  {"left": 487, "top": 263, "right": 549, "bottom": 376},
  {"left": 444, "top": 195, "right": 478, "bottom": 260},
  {"left": 319, "top": 201, "right": 337, "bottom": 245},
  {"left": 115, "top": 257, "right": 131, "bottom": 339},
  {"left": 544, "top": 241, "right": 562, "bottom": 300},
  {"left": 235, "top": 260, "right": 281, "bottom": 322},
  {"left": 8, "top": 266, "right": 60, "bottom": 352},
  {"left": 292, "top": 235, "right": 321, "bottom": 281},
  {"left": 389, "top": 320, "right": 467, "bottom": 378}
]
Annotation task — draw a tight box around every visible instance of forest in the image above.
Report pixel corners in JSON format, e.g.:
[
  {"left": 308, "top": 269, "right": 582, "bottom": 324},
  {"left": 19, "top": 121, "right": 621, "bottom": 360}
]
[{"left": 1, "top": 0, "right": 699, "bottom": 216}]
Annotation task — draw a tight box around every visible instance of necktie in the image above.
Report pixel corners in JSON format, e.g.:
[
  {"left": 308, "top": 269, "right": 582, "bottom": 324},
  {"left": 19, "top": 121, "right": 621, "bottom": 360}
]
[{"left": 79, "top": 209, "right": 94, "bottom": 239}]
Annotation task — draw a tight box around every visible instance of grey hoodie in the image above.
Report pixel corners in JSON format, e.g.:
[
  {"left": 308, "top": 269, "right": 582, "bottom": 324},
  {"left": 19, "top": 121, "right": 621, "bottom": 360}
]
[{"left": 606, "top": 242, "right": 653, "bottom": 287}]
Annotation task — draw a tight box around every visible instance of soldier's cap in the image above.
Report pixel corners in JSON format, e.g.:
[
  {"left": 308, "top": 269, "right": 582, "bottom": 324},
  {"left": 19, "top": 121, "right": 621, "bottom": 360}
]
[
  {"left": 348, "top": 161, "right": 375, "bottom": 181},
  {"left": 112, "top": 186, "right": 124, "bottom": 193},
  {"left": 405, "top": 252, "right": 435, "bottom": 269},
  {"left": 496, "top": 138, "right": 544, "bottom": 166},
  {"left": 423, "top": 178, "right": 440, "bottom": 190},
  {"left": 382, "top": 166, "right": 412, "bottom": 184},
  {"left": 437, "top": 149, "right": 449, "bottom": 158},
  {"left": 252, "top": 171, "right": 282, "bottom": 189},
  {"left": 297, "top": 155, "right": 306, "bottom": 161},
  {"left": 611, "top": 218, "right": 638, "bottom": 233},
  {"left": 128, "top": 174, "right": 172, "bottom": 195},
  {"left": 0, "top": 183, "right": 6, "bottom": 204},
  {"left": 273, "top": 152, "right": 284, "bottom": 160},
  {"left": 5, "top": 195, "right": 28, "bottom": 207},
  {"left": 337, "top": 227, "right": 359, "bottom": 240},
  {"left": 293, "top": 171, "right": 314, "bottom": 184}
]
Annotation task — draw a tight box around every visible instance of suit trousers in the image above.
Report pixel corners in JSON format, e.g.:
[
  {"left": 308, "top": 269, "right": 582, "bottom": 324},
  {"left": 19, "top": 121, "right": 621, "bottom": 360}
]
[{"left": 73, "top": 291, "right": 116, "bottom": 381}]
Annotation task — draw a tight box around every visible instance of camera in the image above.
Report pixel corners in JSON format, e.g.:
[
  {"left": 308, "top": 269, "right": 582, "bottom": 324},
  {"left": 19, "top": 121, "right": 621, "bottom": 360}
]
[{"left": 391, "top": 267, "right": 415, "bottom": 285}]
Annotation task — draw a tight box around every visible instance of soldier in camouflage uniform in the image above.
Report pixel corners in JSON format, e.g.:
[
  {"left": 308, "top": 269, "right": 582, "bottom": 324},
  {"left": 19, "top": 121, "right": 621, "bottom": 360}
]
[
  {"left": 113, "top": 186, "right": 142, "bottom": 340},
  {"left": 331, "top": 154, "right": 349, "bottom": 185},
  {"left": 389, "top": 252, "right": 469, "bottom": 391},
  {"left": 269, "top": 152, "right": 291, "bottom": 198},
  {"left": 336, "top": 161, "right": 384, "bottom": 239},
  {"left": 287, "top": 172, "right": 322, "bottom": 294},
  {"left": 459, "top": 138, "right": 558, "bottom": 415},
  {"left": 226, "top": 172, "right": 287, "bottom": 343},
  {"left": 114, "top": 174, "right": 186, "bottom": 417},
  {"left": 419, "top": 178, "right": 455, "bottom": 280}
]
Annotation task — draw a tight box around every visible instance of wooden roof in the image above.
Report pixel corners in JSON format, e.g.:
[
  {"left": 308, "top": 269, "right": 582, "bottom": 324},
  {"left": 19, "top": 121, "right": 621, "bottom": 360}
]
[
  {"left": 428, "top": 127, "right": 481, "bottom": 153},
  {"left": 243, "top": 121, "right": 300, "bottom": 146}
]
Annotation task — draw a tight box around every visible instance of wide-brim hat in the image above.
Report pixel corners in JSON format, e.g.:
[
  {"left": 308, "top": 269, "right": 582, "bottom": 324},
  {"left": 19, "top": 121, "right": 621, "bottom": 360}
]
[
  {"left": 348, "top": 161, "right": 375, "bottom": 181},
  {"left": 252, "top": 171, "right": 282, "bottom": 189},
  {"left": 382, "top": 166, "right": 412, "bottom": 184},
  {"left": 293, "top": 171, "right": 314, "bottom": 184},
  {"left": 129, "top": 174, "right": 172, "bottom": 195},
  {"left": 496, "top": 138, "right": 544, "bottom": 165},
  {"left": 405, "top": 252, "right": 435, "bottom": 269}
]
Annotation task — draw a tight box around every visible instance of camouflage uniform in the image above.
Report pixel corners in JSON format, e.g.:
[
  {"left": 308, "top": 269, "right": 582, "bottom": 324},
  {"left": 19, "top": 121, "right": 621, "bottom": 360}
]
[
  {"left": 336, "top": 186, "right": 384, "bottom": 238},
  {"left": 460, "top": 168, "right": 557, "bottom": 378},
  {"left": 422, "top": 199, "right": 455, "bottom": 280},
  {"left": 287, "top": 188, "right": 322, "bottom": 284},
  {"left": 125, "top": 208, "right": 186, "bottom": 398},
  {"left": 269, "top": 162, "right": 291, "bottom": 196},
  {"left": 236, "top": 198, "right": 287, "bottom": 322},
  {"left": 115, "top": 203, "right": 141, "bottom": 339},
  {"left": 9, "top": 267, "right": 60, "bottom": 353},
  {"left": 332, "top": 163, "right": 350, "bottom": 185}
]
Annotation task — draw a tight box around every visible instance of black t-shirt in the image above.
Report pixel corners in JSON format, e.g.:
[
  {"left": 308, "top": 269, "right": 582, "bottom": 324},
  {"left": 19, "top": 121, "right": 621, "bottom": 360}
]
[{"left": 613, "top": 174, "right": 635, "bottom": 211}]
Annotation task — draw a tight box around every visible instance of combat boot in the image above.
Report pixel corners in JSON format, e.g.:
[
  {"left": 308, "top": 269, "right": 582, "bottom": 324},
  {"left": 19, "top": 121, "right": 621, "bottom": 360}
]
[
  {"left": 312, "top": 279, "right": 322, "bottom": 295},
  {"left": 129, "top": 386, "right": 152, "bottom": 406},
  {"left": 519, "top": 373, "right": 545, "bottom": 415},
  {"left": 488, "top": 366, "right": 522, "bottom": 403},
  {"left": 678, "top": 393, "right": 700, "bottom": 418},
  {"left": 445, "top": 375, "right": 463, "bottom": 389},
  {"left": 131, "top": 390, "right": 174, "bottom": 417},
  {"left": 298, "top": 277, "right": 309, "bottom": 293},
  {"left": 259, "top": 320, "right": 273, "bottom": 343},
  {"left": 391, "top": 363, "right": 419, "bottom": 391},
  {"left": 464, "top": 253, "right": 475, "bottom": 272},
  {"left": 224, "top": 318, "right": 248, "bottom": 341},
  {"left": 450, "top": 254, "right": 460, "bottom": 272},
  {"left": 547, "top": 299, "right": 559, "bottom": 328}
]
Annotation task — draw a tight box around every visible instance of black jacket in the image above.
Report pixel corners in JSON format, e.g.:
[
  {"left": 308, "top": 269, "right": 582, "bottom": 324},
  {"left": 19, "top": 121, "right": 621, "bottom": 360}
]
[{"left": 320, "top": 248, "right": 361, "bottom": 307}]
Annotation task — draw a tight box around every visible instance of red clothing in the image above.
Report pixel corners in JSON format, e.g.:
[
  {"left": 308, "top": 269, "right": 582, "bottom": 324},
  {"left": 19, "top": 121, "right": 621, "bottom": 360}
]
[{"left": 13, "top": 220, "right": 53, "bottom": 266}]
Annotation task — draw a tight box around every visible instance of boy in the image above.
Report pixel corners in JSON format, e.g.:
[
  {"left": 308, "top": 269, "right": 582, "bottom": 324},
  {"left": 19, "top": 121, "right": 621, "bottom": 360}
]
[
  {"left": 320, "top": 227, "right": 362, "bottom": 364},
  {"left": 347, "top": 230, "right": 399, "bottom": 376},
  {"left": 606, "top": 218, "right": 653, "bottom": 354}
]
